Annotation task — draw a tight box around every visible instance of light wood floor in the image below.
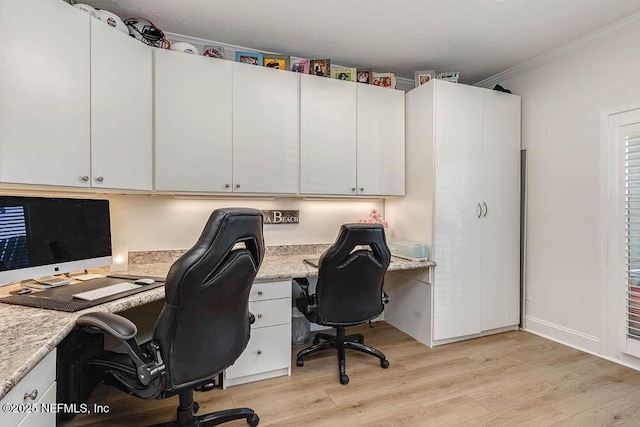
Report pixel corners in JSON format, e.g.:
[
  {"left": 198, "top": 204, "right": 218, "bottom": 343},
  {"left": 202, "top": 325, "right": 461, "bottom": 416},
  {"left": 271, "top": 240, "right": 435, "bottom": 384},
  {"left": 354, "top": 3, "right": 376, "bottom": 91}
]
[{"left": 62, "top": 322, "right": 640, "bottom": 426}]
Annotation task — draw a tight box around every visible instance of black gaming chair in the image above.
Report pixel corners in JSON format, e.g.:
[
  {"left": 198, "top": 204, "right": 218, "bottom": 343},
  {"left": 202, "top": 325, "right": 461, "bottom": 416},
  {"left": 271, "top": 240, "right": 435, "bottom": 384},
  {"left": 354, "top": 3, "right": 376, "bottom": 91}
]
[
  {"left": 76, "top": 208, "right": 265, "bottom": 426},
  {"left": 295, "top": 223, "right": 391, "bottom": 384}
]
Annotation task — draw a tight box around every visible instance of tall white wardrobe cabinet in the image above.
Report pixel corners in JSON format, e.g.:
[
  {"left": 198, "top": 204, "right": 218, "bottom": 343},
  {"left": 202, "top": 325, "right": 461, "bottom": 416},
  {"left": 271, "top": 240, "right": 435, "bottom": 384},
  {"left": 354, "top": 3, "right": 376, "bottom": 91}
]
[{"left": 385, "top": 79, "right": 521, "bottom": 346}]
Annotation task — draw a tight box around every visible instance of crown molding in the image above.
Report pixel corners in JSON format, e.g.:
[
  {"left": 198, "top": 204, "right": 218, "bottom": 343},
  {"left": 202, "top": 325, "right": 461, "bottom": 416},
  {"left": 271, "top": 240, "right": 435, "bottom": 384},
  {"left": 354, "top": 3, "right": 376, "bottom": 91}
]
[{"left": 475, "top": 11, "right": 640, "bottom": 88}]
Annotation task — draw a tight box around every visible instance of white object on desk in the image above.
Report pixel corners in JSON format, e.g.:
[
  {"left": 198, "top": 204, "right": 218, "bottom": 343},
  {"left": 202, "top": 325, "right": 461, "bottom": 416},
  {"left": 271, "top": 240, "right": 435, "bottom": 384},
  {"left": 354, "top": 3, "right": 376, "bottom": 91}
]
[
  {"left": 73, "top": 273, "right": 105, "bottom": 281},
  {"left": 72, "top": 282, "right": 141, "bottom": 301}
]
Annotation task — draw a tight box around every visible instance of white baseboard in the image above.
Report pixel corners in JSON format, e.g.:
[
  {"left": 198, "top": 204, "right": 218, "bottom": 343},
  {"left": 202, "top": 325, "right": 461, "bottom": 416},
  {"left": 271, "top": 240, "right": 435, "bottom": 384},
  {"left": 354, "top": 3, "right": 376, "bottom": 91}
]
[{"left": 524, "top": 315, "right": 600, "bottom": 353}]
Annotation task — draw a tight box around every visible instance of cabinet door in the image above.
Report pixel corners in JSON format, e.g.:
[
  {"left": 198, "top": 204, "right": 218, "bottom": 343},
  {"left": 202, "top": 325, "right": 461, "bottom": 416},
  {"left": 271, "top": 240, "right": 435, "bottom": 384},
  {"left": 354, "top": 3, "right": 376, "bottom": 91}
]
[
  {"left": 233, "top": 63, "right": 299, "bottom": 194},
  {"left": 433, "top": 81, "right": 484, "bottom": 341},
  {"left": 91, "top": 20, "right": 152, "bottom": 191},
  {"left": 300, "top": 75, "right": 356, "bottom": 195},
  {"left": 0, "top": 0, "right": 90, "bottom": 187},
  {"left": 356, "top": 85, "right": 405, "bottom": 196},
  {"left": 155, "top": 50, "right": 233, "bottom": 192},
  {"left": 481, "top": 90, "right": 521, "bottom": 331}
]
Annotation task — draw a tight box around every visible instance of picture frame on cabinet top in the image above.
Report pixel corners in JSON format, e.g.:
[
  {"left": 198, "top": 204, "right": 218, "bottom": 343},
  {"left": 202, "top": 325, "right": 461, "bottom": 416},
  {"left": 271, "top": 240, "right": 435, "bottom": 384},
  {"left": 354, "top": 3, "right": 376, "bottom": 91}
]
[
  {"left": 372, "top": 72, "right": 396, "bottom": 89},
  {"left": 414, "top": 69, "right": 435, "bottom": 87},
  {"left": 235, "top": 51, "right": 263, "bottom": 66},
  {"left": 263, "top": 54, "right": 290, "bottom": 71},
  {"left": 290, "top": 57, "right": 310, "bottom": 73},
  {"left": 203, "top": 45, "right": 225, "bottom": 59},
  {"left": 357, "top": 68, "right": 372, "bottom": 84},
  {"left": 309, "top": 59, "right": 331, "bottom": 77},
  {"left": 330, "top": 66, "right": 357, "bottom": 81}
]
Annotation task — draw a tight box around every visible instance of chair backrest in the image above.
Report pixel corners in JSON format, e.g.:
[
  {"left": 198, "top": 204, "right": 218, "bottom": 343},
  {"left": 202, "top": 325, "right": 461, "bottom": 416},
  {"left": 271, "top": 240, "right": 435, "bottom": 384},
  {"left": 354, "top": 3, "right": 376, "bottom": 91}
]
[
  {"left": 153, "top": 208, "right": 264, "bottom": 391},
  {"left": 316, "top": 223, "right": 391, "bottom": 325}
]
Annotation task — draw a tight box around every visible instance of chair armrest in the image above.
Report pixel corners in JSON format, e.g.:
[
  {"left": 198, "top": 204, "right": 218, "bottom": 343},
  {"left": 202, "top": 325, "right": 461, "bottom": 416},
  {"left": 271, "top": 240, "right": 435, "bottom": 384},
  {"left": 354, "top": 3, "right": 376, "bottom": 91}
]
[
  {"left": 293, "top": 277, "right": 310, "bottom": 297},
  {"left": 77, "top": 312, "right": 137, "bottom": 340},
  {"left": 77, "top": 312, "right": 159, "bottom": 386}
]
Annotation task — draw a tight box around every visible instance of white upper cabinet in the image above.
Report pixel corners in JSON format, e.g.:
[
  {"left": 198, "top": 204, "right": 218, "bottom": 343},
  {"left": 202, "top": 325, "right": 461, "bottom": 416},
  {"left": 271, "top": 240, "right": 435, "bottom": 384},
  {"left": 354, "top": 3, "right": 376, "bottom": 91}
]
[
  {"left": 481, "top": 90, "right": 521, "bottom": 331},
  {"left": 154, "top": 50, "right": 233, "bottom": 192},
  {"left": 232, "top": 62, "right": 299, "bottom": 194},
  {"left": 91, "top": 19, "right": 152, "bottom": 191},
  {"left": 356, "top": 84, "right": 405, "bottom": 196},
  {"left": 0, "top": 0, "right": 90, "bottom": 187},
  {"left": 300, "top": 75, "right": 357, "bottom": 195}
]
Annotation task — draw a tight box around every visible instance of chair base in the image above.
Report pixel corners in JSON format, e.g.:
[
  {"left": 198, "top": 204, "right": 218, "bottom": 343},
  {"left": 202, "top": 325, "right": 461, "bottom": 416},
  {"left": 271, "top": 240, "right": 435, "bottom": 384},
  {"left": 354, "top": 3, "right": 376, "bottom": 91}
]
[
  {"left": 150, "top": 391, "right": 259, "bottom": 427},
  {"left": 296, "top": 326, "right": 389, "bottom": 385}
]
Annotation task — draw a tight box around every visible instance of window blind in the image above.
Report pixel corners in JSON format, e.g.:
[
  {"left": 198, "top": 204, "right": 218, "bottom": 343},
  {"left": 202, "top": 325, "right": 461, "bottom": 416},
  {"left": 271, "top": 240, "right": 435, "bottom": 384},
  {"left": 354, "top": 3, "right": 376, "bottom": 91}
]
[{"left": 625, "top": 134, "right": 640, "bottom": 341}]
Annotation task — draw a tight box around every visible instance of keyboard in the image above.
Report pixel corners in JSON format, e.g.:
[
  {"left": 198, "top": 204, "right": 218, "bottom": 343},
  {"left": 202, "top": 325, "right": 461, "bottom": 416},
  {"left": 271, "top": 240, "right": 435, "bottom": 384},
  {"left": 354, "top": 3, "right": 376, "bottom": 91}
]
[{"left": 72, "top": 282, "right": 142, "bottom": 301}]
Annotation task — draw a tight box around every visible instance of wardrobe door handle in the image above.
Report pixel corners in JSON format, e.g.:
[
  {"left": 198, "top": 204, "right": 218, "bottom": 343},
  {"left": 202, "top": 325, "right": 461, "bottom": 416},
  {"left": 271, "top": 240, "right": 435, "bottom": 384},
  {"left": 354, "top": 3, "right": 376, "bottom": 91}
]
[
  {"left": 477, "top": 203, "right": 482, "bottom": 218},
  {"left": 483, "top": 202, "right": 488, "bottom": 217}
]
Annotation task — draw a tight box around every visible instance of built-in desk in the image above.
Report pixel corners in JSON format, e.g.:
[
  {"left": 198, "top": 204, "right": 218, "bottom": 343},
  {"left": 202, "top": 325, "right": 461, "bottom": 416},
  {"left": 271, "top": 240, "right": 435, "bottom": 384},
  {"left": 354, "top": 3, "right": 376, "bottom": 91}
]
[{"left": 0, "top": 251, "right": 434, "bottom": 414}]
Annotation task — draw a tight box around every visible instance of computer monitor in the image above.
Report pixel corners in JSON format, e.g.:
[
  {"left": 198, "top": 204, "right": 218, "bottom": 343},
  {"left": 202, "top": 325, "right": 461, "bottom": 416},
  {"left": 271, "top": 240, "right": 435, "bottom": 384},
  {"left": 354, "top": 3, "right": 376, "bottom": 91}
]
[{"left": 0, "top": 196, "right": 112, "bottom": 284}]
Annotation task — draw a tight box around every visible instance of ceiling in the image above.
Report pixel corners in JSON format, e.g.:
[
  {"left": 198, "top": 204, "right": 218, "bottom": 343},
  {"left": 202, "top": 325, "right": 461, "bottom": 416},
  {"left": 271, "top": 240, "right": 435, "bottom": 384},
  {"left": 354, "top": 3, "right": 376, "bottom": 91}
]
[{"left": 87, "top": 0, "right": 640, "bottom": 84}]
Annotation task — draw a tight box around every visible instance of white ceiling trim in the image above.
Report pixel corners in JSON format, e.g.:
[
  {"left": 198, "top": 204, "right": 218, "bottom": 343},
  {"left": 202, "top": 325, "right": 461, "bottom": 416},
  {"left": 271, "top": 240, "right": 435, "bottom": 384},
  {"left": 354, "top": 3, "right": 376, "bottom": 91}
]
[{"left": 475, "top": 11, "right": 640, "bottom": 88}]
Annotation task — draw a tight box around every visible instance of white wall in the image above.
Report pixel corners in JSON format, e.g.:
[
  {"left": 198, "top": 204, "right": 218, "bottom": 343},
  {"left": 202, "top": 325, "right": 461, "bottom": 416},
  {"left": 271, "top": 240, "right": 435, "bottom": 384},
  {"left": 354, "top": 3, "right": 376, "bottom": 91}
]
[
  {"left": 108, "top": 194, "right": 383, "bottom": 251},
  {"left": 501, "top": 24, "right": 640, "bottom": 362}
]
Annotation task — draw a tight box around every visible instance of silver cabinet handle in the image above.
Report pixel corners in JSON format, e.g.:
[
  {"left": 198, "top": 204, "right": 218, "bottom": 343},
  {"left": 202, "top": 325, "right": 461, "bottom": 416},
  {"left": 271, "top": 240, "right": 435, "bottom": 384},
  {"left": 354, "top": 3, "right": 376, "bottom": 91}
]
[
  {"left": 359, "top": 187, "right": 364, "bottom": 192},
  {"left": 257, "top": 291, "right": 263, "bottom": 296},
  {"left": 96, "top": 176, "right": 104, "bottom": 182},
  {"left": 257, "top": 313, "right": 262, "bottom": 318},
  {"left": 225, "top": 183, "right": 230, "bottom": 188},
  {"left": 477, "top": 203, "right": 482, "bottom": 218},
  {"left": 81, "top": 176, "right": 89, "bottom": 182},
  {"left": 483, "top": 202, "right": 488, "bottom": 217},
  {"left": 235, "top": 184, "right": 240, "bottom": 188},
  {"left": 351, "top": 188, "right": 356, "bottom": 192},
  {"left": 257, "top": 350, "right": 262, "bottom": 355},
  {"left": 23, "top": 389, "right": 38, "bottom": 401}
]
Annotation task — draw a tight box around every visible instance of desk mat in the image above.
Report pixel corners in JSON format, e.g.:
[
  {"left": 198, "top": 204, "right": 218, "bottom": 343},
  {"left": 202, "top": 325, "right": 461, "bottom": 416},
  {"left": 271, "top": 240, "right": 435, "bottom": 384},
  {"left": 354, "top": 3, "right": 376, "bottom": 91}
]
[{"left": 0, "top": 275, "right": 165, "bottom": 312}]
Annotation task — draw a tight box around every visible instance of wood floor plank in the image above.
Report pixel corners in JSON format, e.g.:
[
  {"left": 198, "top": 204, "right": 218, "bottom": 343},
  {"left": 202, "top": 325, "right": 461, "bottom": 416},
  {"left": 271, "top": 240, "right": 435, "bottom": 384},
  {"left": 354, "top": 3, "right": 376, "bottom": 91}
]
[{"left": 59, "top": 323, "right": 640, "bottom": 427}]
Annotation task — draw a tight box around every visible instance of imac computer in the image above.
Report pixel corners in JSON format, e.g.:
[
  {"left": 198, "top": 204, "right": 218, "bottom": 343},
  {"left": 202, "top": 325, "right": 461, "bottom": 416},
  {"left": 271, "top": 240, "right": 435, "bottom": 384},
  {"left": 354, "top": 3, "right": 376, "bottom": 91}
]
[{"left": 0, "top": 196, "right": 112, "bottom": 285}]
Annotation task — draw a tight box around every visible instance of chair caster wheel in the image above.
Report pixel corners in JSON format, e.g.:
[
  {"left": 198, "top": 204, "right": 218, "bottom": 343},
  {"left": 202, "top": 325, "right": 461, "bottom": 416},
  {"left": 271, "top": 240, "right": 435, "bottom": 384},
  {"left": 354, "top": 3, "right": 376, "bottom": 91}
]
[
  {"left": 340, "top": 374, "right": 349, "bottom": 385},
  {"left": 247, "top": 414, "right": 260, "bottom": 426},
  {"left": 380, "top": 359, "right": 390, "bottom": 369},
  {"left": 193, "top": 401, "right": 200, "bottom": 414},
  {"left": 296, "top": 358, "right": 304, "bottom": 367},
  {"left": 313, "top": 337, "right": 320, "bottom": 345}
]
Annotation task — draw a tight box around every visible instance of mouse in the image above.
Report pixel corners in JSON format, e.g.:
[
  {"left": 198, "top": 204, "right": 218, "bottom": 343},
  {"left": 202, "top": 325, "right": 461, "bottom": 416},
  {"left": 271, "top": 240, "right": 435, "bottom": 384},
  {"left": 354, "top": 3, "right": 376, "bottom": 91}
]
[{"left": 134, "top": 278, "right": 155, "bottom": 285}]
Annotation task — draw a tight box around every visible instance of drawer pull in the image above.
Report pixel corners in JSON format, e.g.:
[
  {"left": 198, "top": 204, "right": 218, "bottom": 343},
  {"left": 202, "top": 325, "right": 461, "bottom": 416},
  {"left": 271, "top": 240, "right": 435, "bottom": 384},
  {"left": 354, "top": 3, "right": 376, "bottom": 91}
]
[
  {"left": 257, "top": 291, "right": 263, "bottom": 296},
  {"left": 24, "top": 389, "right": 38, "bottom": 401},
  {"left": 257, "top": 350, "right": 262, "bottom": 355},
  {"left": 257, "top": 313, "right": 262, "bottom": 318}
]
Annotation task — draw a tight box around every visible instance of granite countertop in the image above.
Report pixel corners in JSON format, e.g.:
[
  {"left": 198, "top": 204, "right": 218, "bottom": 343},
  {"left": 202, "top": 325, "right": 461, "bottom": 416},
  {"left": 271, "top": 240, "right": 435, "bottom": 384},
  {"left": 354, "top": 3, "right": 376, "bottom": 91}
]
[{"left": 0, "top": 246, "right": 434, "bottom": 400}]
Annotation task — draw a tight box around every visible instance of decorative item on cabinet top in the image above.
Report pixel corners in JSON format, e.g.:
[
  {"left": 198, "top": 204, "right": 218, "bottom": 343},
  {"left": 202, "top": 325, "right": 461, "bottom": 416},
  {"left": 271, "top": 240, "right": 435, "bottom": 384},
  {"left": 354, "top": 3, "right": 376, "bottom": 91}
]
[
  {"left": 263, "top": 55, "right": 291, "bottom": 71},
  {"left": 203, "top": 45, "right": 226, "bottom": 59},
  {"left": 436, "top": 71, "right": 460, "bottom": 83},
  {"left": 236, "top": 51, "right": 264, "bottom": 66},
  {"left": 309, "top": 59, "right": 331, "bottom": 77},
  {"left": 330, "top": 67, "right": 357, "bottom": 82},
  {"left": 414, "top": 70, "right": 436, "bottom": 87},
  {"left": 357, "top": 68, "right": 372, "bottom": 84},
  {"left": 372, "top": 72, "right": 396, "bottom": 89}
]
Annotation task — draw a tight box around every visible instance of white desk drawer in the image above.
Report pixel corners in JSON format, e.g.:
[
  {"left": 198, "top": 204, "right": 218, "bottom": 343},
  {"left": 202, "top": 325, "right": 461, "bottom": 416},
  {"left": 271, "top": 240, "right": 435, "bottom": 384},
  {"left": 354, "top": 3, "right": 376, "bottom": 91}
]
[
  {"left": 250, "top": 280, "right": 291, "bottom": 302},
  {"left": 0, "top": 349, "right": 56, "bottom": 427},
  {"left": 17, "top": 382, "right": 56, "bottom": 427},
  {"left": 225, "top": 324, "right": 291, "bottom": 380},
  {"left": 249, "top": 298, "right": 290, "bottom": 328}
]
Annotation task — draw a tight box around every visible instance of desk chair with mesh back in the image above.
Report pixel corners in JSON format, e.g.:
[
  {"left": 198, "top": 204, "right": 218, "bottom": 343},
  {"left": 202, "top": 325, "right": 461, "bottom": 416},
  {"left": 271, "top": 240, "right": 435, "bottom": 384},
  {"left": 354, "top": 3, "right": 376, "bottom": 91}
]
[
  {"left": 295, "top": 223, "right": 391, "bottom": 384},
  {"left": 76, "top": 208, "right": 264, "bottom": 427}
]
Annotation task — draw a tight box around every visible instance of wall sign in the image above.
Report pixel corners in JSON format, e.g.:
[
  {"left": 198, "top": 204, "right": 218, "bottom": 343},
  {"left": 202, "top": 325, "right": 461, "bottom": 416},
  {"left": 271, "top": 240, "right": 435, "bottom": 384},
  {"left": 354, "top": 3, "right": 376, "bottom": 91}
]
[{"left": 263, "top": 210, "right": 299, "bottom": 225}]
